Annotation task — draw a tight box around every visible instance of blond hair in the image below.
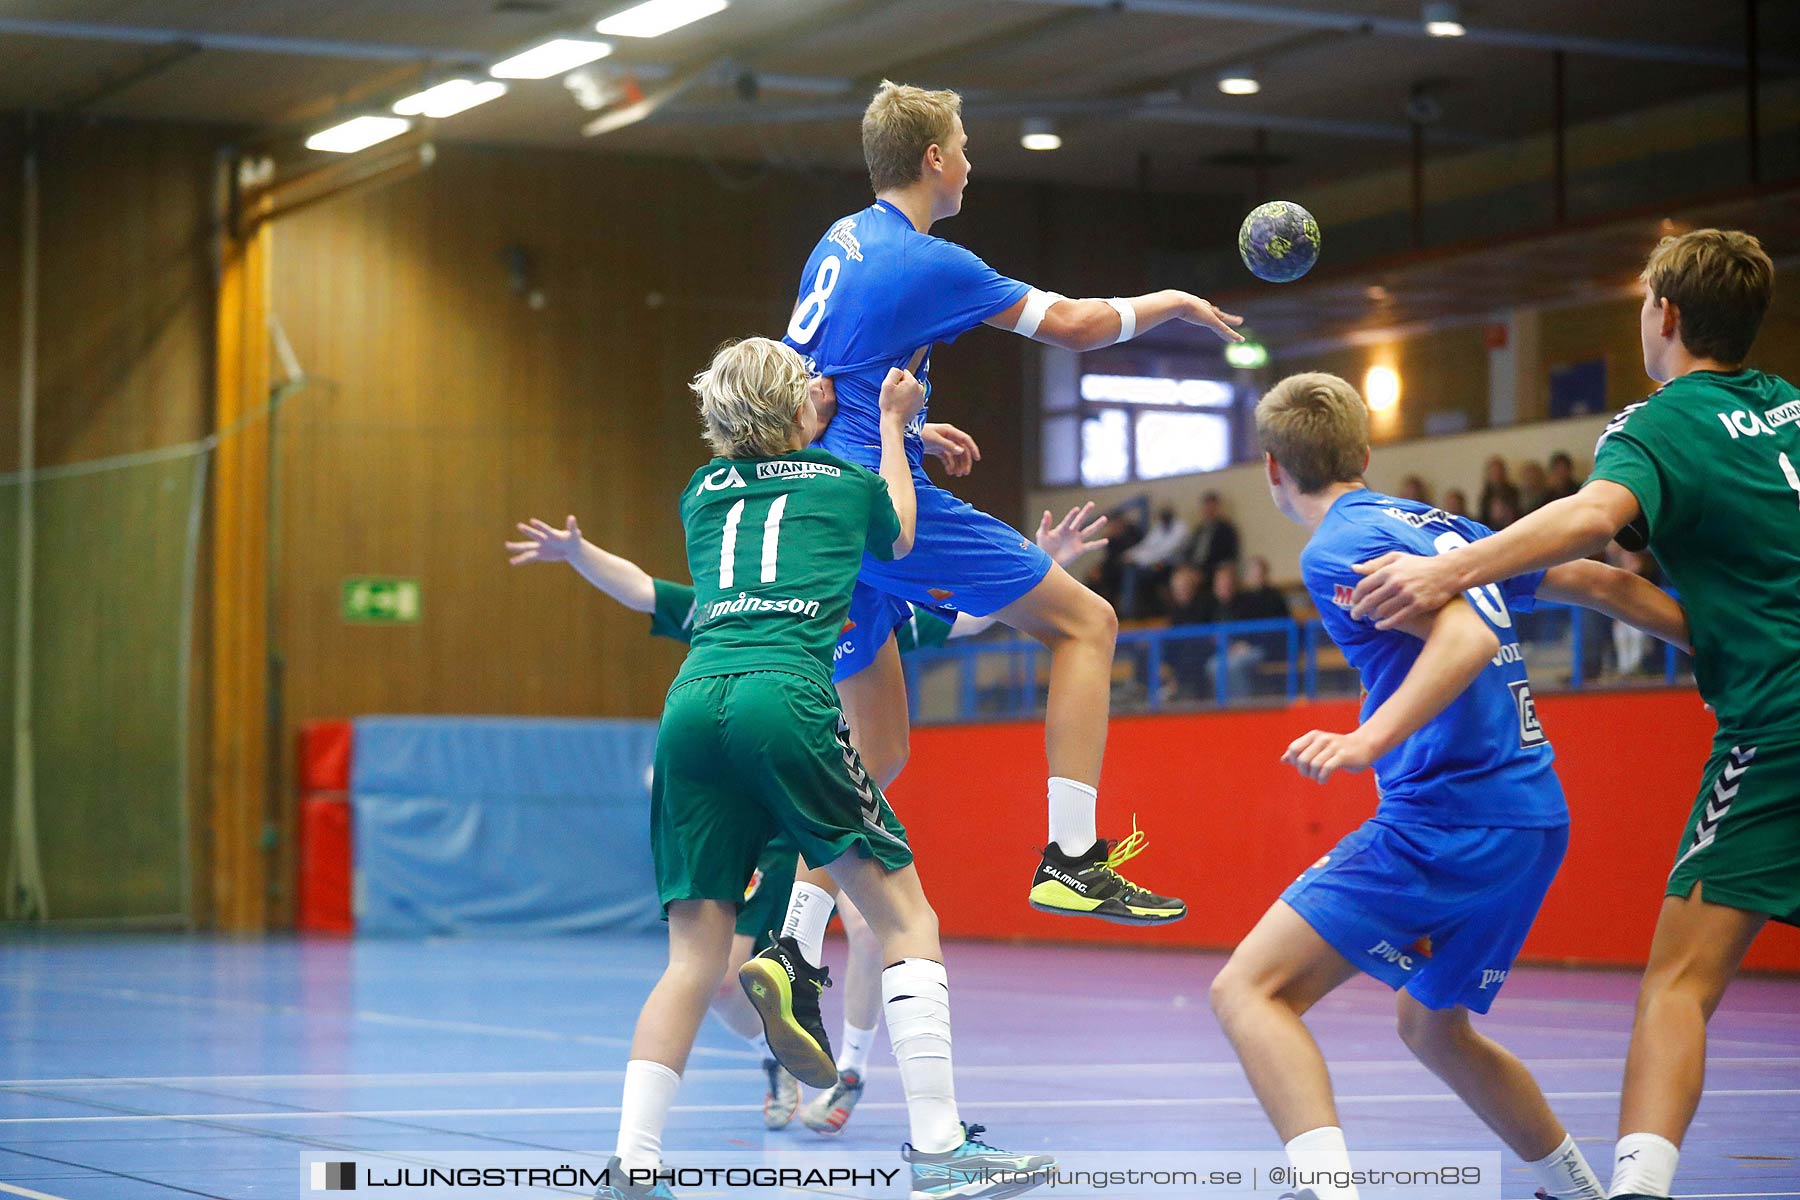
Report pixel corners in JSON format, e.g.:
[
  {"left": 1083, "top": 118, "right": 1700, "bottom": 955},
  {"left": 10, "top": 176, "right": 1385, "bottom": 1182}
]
[
  {"left": 690, "top": 338, "right": 809, "bottom": 459},
  {"left": 1255, "top": 373, "right": 1370, "bottom": 494},
  {"left": 1641, "top": 229, "right": 1774, "bottom": 365},
  {"left": 862, "top": 80, "right": 962, "bottom": 193}
]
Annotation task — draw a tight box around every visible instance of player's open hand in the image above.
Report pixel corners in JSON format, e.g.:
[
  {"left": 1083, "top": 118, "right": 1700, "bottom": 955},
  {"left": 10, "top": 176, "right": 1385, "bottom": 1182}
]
[
  {"left": 506, "top": 515, "right": 582, "bottom": 565},
  {"left": 1180, "top": 294, "right": 1246, "bottom": 343},
  {"left": 1036, "top": 502, "right": 1108, "bottom": 567},
  {"left": 922, "top": 422, "right": 981, "bottom": 476},
  {"left": 1350, "top": 551, "right": 1456, "bottom": 628},
  {"left": 1282, "top": 729, "right": 1375, "bottom": 784},
  {"left": 878, "top": 367, "right": 926, "bottom": 424}
]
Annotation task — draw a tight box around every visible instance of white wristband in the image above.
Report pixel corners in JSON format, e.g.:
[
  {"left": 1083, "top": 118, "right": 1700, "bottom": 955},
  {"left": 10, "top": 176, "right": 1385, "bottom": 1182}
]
[
  {"left": 1107, "top": 297, "right": 1137, "bottom": 344},
  {"left": 1014, "top": 288, "right": 1064, "bottom": 339}
]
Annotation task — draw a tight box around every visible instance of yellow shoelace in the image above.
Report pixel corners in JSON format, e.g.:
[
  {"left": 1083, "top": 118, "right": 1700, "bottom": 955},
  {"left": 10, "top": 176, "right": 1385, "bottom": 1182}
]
[{"left": 1105, "top": 817, "right": 1149, "bottom": 875}]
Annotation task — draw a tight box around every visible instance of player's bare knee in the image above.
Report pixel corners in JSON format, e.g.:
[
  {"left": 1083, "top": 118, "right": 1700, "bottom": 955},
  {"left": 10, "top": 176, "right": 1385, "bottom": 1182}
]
[
  {"left": 1395, "top": 1002, "right": 1464, "bottom": 1061},
  {"left": 1208, "top": 964, "right": 1258, "bottom": 1025},
  {"left": 864, "top": 737, "right": 909, "bottom": 790}
]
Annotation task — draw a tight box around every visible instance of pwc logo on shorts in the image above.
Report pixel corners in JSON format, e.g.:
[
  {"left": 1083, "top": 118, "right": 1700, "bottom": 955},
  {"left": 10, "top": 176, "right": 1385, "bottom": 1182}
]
[
  {"left": 1367, "top": 939, "right": 1420, "bottom": 972},
  {"left": 1509, "top": 679, "right": 1547, "bottom": 749},
  {"left": 1478, "top": 968, "right": 1510, "bottom": 990}
]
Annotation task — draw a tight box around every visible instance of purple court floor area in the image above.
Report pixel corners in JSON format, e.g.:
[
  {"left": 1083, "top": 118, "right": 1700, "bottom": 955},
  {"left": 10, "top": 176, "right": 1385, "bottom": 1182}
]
[{"left": 0, "top": 933, "right": 1795, "bottom": 1199}]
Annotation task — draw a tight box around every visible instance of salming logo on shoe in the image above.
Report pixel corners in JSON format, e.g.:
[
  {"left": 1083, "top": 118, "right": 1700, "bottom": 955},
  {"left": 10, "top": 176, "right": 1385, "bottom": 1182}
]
[{"left": 1042, "top": 867, "right": 1089, "bottom": 894}]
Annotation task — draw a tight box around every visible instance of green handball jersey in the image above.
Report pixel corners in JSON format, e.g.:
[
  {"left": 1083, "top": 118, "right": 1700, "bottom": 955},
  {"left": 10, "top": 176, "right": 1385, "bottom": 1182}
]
[
  {"left": 1589, "top": 369, "right": 1800, "bottom": 741},
  {"left": 674, "top": 449, "right": 901, "bottom": 693},
  {"left": 652, "top": 577, "right": 953, "bottom": 652}
]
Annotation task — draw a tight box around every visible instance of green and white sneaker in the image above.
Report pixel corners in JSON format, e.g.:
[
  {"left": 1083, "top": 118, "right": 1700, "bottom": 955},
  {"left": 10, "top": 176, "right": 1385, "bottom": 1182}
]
[
  {"left": 903, "top": 1122, "right": 1054, "bottom": 1198},
  {"left": 594, "top": 1156, "right": 676, "bottom": 1199},
  {"left": 761, "top": 1057, "right": 801, "bottom": 1129},
  {"left": 800, "top": 1069, "right": 864, "bottom": 1134}
]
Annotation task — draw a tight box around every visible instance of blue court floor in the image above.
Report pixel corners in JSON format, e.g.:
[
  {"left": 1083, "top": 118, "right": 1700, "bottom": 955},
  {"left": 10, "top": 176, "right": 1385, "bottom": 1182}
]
[{"left": 0, "top": 933, "right": 1795, "bottom": 1199}]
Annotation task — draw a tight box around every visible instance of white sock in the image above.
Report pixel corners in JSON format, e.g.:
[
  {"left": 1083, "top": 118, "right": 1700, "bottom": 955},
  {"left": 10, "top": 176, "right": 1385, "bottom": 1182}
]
[
  {"left": 745, "top": 1031, "right": 771, "bottom": 1059},
  {"left": 615, "top": 1059, "right": 680, "bottom": 1177},
  {"left": 1529, "top": 1134, "right": 1605, "bottom": 1200},
  {"left": 781, "top": 882, "right": 835, "bottom": 969},
  {"left": 837, "top": 1021, "right": 877, "bottom": 1077},
  {"left": 1609, "top": 1132, "right": 1678, "bottom": 1198},
  {"left": 1284, "top": 1126, "right": 1360, "bottom": 1200},
  {"left": 883, "top": 957, "right": 961, "bottom": 1153},
  {"left": 1047, "top": 776, "right": 1098, "bottom": 856}
]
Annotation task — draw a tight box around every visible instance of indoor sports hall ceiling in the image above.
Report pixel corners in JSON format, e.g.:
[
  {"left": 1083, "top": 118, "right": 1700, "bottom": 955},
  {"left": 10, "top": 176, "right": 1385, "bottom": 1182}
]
[{"left": 3, "top": 0, "right": 1795, "bottom": 194}]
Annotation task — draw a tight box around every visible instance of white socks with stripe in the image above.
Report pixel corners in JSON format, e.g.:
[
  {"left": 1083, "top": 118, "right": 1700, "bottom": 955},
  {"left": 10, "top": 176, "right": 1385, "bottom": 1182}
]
[
  {"left": 782, "top": 882, "right": 835, "bottom": 968},
  {"left": 1048, "top": 776, "right": 1098, "bottom": 856},
  {"left": 1284, "top": 1126, "right": 1359, "bottom": 1200},
  {"left": 837, "top": 1020, "right": 877, "bottom": 1077},
  {"left": 883, "top": 957, "right": 961, "bottom": 1154},
  {"left": 616, "top": 1059, "right": 680, "bottom": 1176},
  {"left": 1528, "top": 1134, "right": 1605, "bottom": 1199},
  {"left": 1609, "top": 1132, "right": 1678, "bottom": 1198}
]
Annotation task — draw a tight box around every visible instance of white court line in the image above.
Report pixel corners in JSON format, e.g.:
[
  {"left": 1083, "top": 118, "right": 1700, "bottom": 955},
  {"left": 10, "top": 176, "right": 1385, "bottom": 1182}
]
[
  {"left": 4, "top": 1055, "right": 1797, "bottom": 1092},
  {"left": 4, "top": 1087, "right": 1799, "bottom": 1125},
  {"left": 0, "top": 1184, "right": 73, "bottom": 1200}
]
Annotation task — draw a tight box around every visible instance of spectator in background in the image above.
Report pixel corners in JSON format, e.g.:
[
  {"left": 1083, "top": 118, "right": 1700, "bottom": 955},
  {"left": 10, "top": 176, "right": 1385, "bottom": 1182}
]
[
  {"left": 1118, "top": 505, "right": 1189, "bottom": 618},
  {"left": 1543, "top": 451, "right": 1582, "bottom": 503},
  {"left": 1518, "top": 461, "right": 1549, "bottom": 513},
  {"left": 1477, "top": 455, "right": 1521, "bottom": 529},
  {"left": 1399, "top": 475, "right": 1433, "bottom": 505},
  {"left": 1441, "top": 487, "right": 1471, "bottom": 518},
  {"left": 1486, "top": 491, "right": 1523, "bottom": 530},
  {"left": 1182, "top": 490, "right": 1241, "bottom": 582},
  {"left": 1091, "top": 507, "right": 1144, "bottom": 605},
  {"left": 1163, "top": 563, "right": 1213, "bottom": 699},
  {"left": 1233, "top": 556, "right": 1294, "bottom": 694}
]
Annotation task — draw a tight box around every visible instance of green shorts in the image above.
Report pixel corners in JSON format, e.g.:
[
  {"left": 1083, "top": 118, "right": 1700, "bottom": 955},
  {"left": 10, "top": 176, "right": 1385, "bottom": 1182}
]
[
  {"left": 1667, "top": 736, "right": 1800, "bottom": 926},
  {"left": 738, "top": 832, "right": 799, "bottom": 951},
  {"left": 652, "top": 671, "right": 912, "bottom": 915}
]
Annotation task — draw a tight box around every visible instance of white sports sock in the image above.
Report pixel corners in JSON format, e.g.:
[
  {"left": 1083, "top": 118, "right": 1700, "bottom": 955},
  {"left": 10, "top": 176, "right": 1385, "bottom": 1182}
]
[
  {"left": 837, "top": 1021, "right": 877, "bottom": 1077},
  {"left": 1047, "top": 776, "right": 1098, "bottom": 856},
  {"left": 1609, "top": 1132, "right": 1678, "bottom": 1198},
  {"left": 615, "top": 1059, "right": 680, "bottom": 1177},
  {"left": 1284, "top": 1126, "right": 1360, "bottom": 1200},
  {"left": 1528, "top": 1134, "right": 1605, "bottom": 1199},
  {"left": 883, "top": 958, "right": 961, "bottom": 1153},
  {"left": 781, "top": 882, "right": 835, "bottom": 968}
]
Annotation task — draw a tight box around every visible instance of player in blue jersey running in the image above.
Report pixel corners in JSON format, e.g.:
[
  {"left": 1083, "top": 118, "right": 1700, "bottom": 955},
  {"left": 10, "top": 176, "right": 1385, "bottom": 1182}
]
[
  {"left": 1208, "top": 373, "right": 1692, "bottom": 1200},
  {"left": 772, "top": 81, "right": 1244, "bottom": 957}
]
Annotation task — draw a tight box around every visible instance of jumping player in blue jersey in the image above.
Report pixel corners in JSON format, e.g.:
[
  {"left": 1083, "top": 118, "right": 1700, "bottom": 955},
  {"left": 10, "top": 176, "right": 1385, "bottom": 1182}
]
[
  {"left": 764, "top": 82, "right": 1246, "bottom": 984},
  {"left": 1207, "top": 373, "right": 1693, "bottom": 1200}
]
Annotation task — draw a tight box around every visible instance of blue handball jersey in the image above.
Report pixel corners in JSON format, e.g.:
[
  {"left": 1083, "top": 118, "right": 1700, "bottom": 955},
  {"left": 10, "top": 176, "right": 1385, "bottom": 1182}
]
[
  {"left": 1303, "top": 490, "right": 1565, "bottom": 829},
  {"left": 781, "top": 200, "right": 1030, "bottom": 472}
]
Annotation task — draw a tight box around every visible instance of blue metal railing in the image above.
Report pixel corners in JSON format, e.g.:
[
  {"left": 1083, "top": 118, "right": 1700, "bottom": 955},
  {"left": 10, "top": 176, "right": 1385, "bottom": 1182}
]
[{"left": 900, "top": 599, "right": 1692, "bottom": 725}]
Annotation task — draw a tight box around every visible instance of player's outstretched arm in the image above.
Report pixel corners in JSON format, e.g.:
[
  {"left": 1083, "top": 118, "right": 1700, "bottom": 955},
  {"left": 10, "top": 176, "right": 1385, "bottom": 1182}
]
[
  {"left": 986, "top": 289, "right": 1245, "bottom": 351},
  {"left": 504, "top": 515, "right": 656, "bottom": 613},
  {"left": 948, "top": 503, "right": 1109, "bottom": 639},
  {"left": 1349, "top": 481, "right": 1643, "bottom": 629},
  {"left": 877, "top": 368, "right": 926, "bottom": 557},
  {"left": 1283, "top": 599, "right": 1497, "bottom": 784},
  {"left": 1536, "top": 559, "right": 1692, "bottom": 653}
]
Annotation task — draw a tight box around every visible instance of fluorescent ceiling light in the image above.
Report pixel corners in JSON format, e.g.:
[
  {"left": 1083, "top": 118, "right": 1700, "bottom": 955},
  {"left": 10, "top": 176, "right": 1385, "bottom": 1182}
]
[
  {"left": 305, "top": 115, "right": 411, "bottom": 154},
  {"left": 490, "top": 39, "right": 612, "bottom": 80},
  {"left": 1020, "top": 118, "right": 1061, "bottom": 151},
  {"left": 1423, "top": 1, "right": 1465, "bottom": 36},
  {"left": 1217, "top": 66, "right": 1260, "bottom": 96},
  {"left": 597, "top": 0, "right": 729, "bottom": 38},
  {"left": 393, "top": 79, "right": 508, "bottom": 118}
]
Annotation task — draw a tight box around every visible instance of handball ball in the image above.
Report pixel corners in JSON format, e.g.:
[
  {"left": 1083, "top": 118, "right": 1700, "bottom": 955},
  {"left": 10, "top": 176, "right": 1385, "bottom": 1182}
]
[{"left": 1239, "top": 201, "right": 1320, "bottom": 283}]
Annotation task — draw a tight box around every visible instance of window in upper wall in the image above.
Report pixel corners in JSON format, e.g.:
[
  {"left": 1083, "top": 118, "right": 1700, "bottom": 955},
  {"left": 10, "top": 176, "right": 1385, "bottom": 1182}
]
[{"left": 1039, "top": 353, "right": 1240, "bottom": 487}]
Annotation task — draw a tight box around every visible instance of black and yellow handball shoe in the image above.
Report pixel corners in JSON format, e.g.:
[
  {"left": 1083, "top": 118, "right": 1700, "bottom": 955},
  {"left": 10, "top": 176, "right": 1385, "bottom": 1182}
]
[
  {"left": 739, "top": 937, "right": 838, "bottom": 1088},
  {"left": 1027, "top": 820, "right": 1187, "bottom": 925}
]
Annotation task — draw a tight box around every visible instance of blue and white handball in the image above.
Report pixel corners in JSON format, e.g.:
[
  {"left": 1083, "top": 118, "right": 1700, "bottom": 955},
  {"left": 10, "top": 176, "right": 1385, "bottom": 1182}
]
[{"left": 1238, "top": 200, "right": 1321, "bottom": 283}]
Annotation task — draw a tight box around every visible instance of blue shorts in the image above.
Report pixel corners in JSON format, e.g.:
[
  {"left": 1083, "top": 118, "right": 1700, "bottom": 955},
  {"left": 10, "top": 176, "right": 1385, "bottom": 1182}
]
[
  {"left": 1281, "top": 818, "right": 1568, "bottom": 1013},
  {"left": 833, "top": 477, "right": 1053, "bottom": 682}
]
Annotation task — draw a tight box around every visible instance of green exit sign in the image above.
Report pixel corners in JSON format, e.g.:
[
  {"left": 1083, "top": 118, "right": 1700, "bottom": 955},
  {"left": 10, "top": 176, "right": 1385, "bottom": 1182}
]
[{"left": 342, "top": 578, "right": 421, "bottom": 624}]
